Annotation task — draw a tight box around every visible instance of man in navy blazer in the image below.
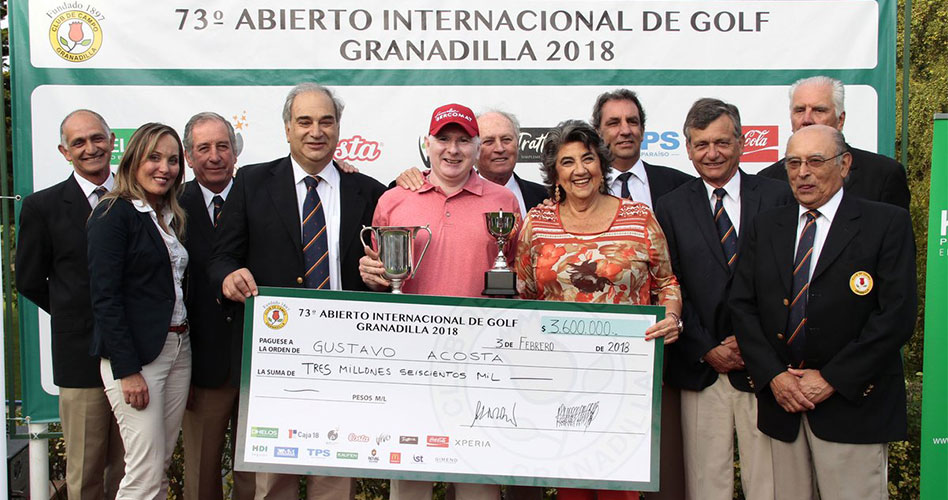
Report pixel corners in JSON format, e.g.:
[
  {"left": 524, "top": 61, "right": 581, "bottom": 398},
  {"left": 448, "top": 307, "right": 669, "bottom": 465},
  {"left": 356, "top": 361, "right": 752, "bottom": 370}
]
[
  {"left": 209, "top": 83, "right": 386, "bottom": 500},
  {"left": 592, "top": 88, "right": 692, "bottom": 500},
  {"left": 16, "top": 109, "right": 124, "bottom": 500},
  {"left": 656, "top": 99, "right": 793, "bottom": 500},
  {"left": 729, "top": 125, "right": 917, "bottom": 500},
  {"left": 178, "top": 112, "right": 254, "bottom": 500}
]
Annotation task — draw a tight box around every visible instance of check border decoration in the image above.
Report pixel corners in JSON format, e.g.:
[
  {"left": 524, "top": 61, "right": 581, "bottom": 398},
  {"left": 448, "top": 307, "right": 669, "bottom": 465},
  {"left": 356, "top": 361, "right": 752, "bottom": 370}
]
[{"left": 235, "top": 287, "right": 665, "bottom": 491}]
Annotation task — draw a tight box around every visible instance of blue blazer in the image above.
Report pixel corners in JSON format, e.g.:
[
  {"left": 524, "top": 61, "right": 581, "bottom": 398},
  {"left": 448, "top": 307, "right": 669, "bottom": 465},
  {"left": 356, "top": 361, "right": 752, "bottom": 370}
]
[{"left": 88, "top": 197, "right": 177, "bottom": 379}]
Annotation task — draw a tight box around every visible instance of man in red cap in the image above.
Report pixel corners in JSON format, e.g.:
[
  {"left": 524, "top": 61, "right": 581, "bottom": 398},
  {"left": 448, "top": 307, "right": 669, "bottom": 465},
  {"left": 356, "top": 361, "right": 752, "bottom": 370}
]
[{"left": 358, "top": 104, "right": 520, "bottom": 500}]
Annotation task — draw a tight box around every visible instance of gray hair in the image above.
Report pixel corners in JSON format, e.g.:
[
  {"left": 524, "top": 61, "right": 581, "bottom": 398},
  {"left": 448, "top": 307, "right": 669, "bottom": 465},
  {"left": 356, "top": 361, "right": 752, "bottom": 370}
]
[
  {"left": 591, "top": 89, "right": 646, "bottom": 131},
  {"left": 182, "top": 112, "right": 236, "bottom": 154},
  {"left": 60, "top": 109, "right": 111, "bottom": 147},
  {"left": 539, "top": 119, "right": 614, "bottom": 203},
  {"left": 476, "top": 109, "right": 521, "bottom": 138},
  {"left": 789, "top": 76, "right": 845, "bottom": 119},
  {"left": 683, "top": 98, "right": 742, "bottom": 143},
  {"left": 282, "top": 83, "right": 344, "bottom": 124}
]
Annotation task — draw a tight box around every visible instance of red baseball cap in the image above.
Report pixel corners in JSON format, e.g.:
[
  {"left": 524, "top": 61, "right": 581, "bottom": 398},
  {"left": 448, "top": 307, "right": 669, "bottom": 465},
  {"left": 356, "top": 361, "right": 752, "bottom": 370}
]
[{"left": 429, "top": 104, "right": 479, "bottom": 137}]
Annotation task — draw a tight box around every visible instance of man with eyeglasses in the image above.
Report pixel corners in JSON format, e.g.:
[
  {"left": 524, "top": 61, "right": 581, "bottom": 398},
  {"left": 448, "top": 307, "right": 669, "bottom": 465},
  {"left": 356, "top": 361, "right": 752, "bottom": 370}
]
[
  {"left": 655, "top": 98, "right": 792, "bottom": 500},
  {"left": 758, "top": 75, "right": 910, "bottom": 211},
  {"left": 729, "top": 124, "right": 916, "bottom": 500}
]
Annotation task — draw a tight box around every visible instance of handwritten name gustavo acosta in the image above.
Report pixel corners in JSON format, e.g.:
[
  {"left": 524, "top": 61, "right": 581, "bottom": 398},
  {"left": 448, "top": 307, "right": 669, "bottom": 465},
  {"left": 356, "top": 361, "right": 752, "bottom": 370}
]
[{"left": 556, "top": 401, "right": 600, "bottom": 429}]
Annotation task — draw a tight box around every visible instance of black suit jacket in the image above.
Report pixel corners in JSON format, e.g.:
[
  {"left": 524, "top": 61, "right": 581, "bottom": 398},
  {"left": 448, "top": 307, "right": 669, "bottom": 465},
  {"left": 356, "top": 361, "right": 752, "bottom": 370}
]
[
  {"left": 88, "top": 198, "right": 177, "bottom": 379},
  {"left": 758, "top": 145, "right": 910, "bottom": 210},
  {"left": 514, "top": 173, "right": 548, "bottom": 209},
  {"left": 645, "top": 161, "right": 695, "bottom": 203},
  {"left": 180, "top": 180, "right": 241, "bottom": 388},
  {"left": 209, "top": 157, "right": 386, "bottom": 308},
  {"left": 728, "top": 193, "right": 916, "bottom": 443},
  {"left": 656, "top": 172, "right": 794, "bottom": 393},
  {"left": 16, "top": 175, "right": 103, "bottom": 387}
]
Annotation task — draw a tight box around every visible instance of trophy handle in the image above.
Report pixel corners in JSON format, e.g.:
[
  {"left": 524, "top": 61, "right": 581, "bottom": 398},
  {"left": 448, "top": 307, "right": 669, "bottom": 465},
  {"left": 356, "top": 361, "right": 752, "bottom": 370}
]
[
  {"left": 409, "top": 225, "right": 432, "bottom": 280},
  {"left": 359, "top": 226, "right": 376, "bottom": 251}
]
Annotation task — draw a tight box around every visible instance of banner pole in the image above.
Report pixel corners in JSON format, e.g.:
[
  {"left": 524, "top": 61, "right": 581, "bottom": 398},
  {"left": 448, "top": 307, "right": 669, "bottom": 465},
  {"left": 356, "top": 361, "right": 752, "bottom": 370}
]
[
  {"left": 900, "top": 0, "right": 911, "bottom": 166},
  {"left": 28, "top": 423, "right": 48, "bottom": 498}
]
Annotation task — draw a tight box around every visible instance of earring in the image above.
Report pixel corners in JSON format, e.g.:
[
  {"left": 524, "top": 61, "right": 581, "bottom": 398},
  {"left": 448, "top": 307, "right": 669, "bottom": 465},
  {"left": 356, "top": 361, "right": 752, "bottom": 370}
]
[{"left": 554, "top": 184, "right": 561, "bottom": 203}]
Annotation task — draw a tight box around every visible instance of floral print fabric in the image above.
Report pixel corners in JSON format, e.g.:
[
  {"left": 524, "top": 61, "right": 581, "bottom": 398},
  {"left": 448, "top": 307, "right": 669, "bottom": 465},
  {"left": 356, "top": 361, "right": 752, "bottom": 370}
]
[{"left": 516, "top": 198, "right": 681, "bottom": 306}]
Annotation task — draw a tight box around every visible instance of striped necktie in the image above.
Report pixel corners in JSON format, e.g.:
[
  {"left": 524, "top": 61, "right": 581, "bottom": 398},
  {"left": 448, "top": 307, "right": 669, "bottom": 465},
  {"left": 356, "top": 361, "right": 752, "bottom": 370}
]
[
  {"left": 786, "top": 210, "right": 819, "bottom": 366},
  {"left": 92, "top": 186, "right": 107, "bottom": 205},
  {"left": 712, "top": 188, "right": 738, "bottom": 268},
  {"left": 616, "top": 172, "right": 633, "bottom": 200},
  {"left": 211, "top": 195, "right": 224, "bottom": 228},
  {"left": 302, "top": 176, "right": 330, "bottom": 289}
]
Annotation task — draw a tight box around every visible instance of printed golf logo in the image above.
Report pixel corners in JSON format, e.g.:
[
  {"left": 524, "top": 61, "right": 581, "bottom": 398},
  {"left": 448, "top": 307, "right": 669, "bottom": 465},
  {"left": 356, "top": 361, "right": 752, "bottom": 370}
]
[
  {"left": 263, "top": 302, "right": 289, "bottom": 330},
  {"left": 48, "top": 5, "right": 104, "bottom": 62}
]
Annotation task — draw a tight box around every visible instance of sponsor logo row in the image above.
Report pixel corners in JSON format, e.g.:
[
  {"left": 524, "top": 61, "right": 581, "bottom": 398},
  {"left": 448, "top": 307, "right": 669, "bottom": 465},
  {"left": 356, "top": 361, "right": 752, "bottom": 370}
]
[{"left": 251, "top": 427, "right": 490, "bottom": 449}]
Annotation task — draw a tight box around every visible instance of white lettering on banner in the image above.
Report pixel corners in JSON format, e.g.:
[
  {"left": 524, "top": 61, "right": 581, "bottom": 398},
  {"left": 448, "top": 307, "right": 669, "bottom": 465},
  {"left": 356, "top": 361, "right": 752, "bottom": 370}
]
[
  {"left": 27, "top": 1, "right": 878, "bottom": 70},
  {"left": 941, "top": 210, "right": 948, "bottom": 237}
]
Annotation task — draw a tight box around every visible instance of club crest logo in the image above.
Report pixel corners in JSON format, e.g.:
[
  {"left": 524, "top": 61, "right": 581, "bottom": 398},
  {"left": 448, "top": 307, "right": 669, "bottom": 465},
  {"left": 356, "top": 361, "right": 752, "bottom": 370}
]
[
  {"left": 850, "top": 271, "right": 873, "bottom": 296},
  {"left": 263, "top": 303, "right": 289, "bottom": 330},
  {"left": 49, "top": 10, "right": 103, "bottom": 62}
]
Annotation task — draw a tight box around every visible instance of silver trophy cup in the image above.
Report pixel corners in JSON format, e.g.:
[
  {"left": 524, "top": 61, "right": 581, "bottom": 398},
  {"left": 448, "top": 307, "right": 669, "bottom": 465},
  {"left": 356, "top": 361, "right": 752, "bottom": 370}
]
[
  {"left": 360, "top": 225, "right": 431, "bottom": 294},
  {"left": 483, "top": 210, "right": 518, "bottom": 296}
]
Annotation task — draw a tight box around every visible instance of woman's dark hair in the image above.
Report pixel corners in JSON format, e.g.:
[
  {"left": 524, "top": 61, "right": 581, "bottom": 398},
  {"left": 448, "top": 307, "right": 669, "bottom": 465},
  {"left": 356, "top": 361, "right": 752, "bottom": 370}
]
[{"left": 539, "top": 119, "right": 613, "bottom": 203}]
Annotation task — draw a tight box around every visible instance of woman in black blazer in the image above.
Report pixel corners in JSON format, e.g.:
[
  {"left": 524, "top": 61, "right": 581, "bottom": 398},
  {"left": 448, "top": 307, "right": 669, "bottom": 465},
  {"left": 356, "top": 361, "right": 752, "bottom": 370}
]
[{"left": 88, "top": 123, "right": 190, "bottom": 499}]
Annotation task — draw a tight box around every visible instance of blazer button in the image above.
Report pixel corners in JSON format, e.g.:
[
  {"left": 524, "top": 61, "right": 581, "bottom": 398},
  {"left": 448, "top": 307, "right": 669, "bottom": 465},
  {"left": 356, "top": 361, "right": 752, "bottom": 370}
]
[
  {"left": 776, "top": 333, "right": 784, "bottom": 340},
  {"left": 225, "top": 316, "right": 233, "bottom": 323},
  {"left": 782, "top": 298, "right": 789, "bottom": 306},
  {"left": 297, "top": 277, "right": 304, "bottom": 284}
]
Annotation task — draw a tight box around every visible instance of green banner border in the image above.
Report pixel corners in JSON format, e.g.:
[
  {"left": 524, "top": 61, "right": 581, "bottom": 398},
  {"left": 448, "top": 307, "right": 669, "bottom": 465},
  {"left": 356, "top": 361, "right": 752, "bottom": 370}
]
[
  {"left": 235, "top": 287, "right": 664, "bottom": 491},
  {"left": 9, "top": 0, "right": 897, "bottom": 423}
]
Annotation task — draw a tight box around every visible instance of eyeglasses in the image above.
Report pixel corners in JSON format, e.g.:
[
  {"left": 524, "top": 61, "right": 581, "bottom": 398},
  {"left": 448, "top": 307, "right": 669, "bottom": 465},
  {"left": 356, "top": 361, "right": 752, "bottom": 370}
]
[{"left": 785, "top": 151, "right": 846, "bottom": 170}]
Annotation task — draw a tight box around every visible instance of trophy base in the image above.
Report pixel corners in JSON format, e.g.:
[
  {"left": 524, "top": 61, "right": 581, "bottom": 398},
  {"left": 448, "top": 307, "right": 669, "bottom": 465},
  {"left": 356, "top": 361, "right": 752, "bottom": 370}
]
[{"left": 483, "top": 270, "right": 518, "bottom": 297}]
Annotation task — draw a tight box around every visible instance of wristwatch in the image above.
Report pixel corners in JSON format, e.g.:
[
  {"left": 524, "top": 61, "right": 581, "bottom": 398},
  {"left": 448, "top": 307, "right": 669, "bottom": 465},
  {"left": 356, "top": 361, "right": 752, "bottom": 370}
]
[{"left": 667, "top": 312, "right": 684, "bottom": 333}]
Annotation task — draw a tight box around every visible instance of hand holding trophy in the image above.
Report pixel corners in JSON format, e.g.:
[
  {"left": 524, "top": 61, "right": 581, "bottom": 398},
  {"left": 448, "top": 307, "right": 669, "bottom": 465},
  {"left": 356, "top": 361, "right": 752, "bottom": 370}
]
[{"left": 360, "top": 226, "right": 432, "bottom": 294}]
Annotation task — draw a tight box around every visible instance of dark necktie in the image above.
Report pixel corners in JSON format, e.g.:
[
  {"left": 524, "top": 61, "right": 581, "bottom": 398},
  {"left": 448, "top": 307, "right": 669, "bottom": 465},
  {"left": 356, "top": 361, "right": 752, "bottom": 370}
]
[
  {"left": 616, "top": 172, "right": 633, "bottom": 199},
  {"left": 92, "top": 186, "right": 107, "bottom": 205},
  {"left": 786, "top": 210, "right": 819, "bottom": 366},
  {"left": 212, "top": 195, "right": 224, "bottom": 228},
  {"left": 712, "top": 188, "right": 738, "bottom": 268},
  {"left": 302, "top": 176, "right": 330, "bottom": 290}
]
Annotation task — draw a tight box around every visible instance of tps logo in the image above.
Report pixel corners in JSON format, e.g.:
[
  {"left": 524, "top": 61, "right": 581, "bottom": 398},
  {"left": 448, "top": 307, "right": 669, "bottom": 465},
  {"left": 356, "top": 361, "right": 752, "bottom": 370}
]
[
  {"left": 273, "top": 447, "right": 299, "bottom": 459},
  {"left": 48, "top": 5, "right": 105, "bottom": 62},
  {"left": 426, "top": 435, "right": 449, "bottom": 448},
  {"left": 263, "top": 302, "right": 289, "bottom": 330},
  {"left": 306, "top": 448, "right": 331, "bottom": 458},
  {"left": 741, "top": 126, "right": 779, "bottom": 162},
  {"left": 335, "top": 135, "right": 382, "bottom": 162},
  {"left": 641, "top": 131, "right": 681, "bottom": 159},
  {"left": 390, "top": 452, "right": 402, "bottom": 464}
]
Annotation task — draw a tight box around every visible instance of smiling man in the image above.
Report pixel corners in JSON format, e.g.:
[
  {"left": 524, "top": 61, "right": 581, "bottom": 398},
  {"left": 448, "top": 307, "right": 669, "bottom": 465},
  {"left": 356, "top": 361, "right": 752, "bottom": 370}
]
[
  {"left": 359, "top": 103, "right": 518, "bottom": 500},
  {"left": 16, "top": 109, "right": 125, "bottom": 499},
  {"left": 209, "top": 83, "right": 386, "bottom": 500},
  {"left": 655, "top": 98, "right": 792, "bottom": 500},
  {"left": 730, "top": 124, "right": 916, "bottom": 500}
]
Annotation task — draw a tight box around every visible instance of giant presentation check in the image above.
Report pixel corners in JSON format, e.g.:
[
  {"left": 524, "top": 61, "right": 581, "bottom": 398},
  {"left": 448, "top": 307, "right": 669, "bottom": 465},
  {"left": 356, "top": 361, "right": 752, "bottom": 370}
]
[{"left": 236, "top": 288, "right": 664, "bottom": 491}]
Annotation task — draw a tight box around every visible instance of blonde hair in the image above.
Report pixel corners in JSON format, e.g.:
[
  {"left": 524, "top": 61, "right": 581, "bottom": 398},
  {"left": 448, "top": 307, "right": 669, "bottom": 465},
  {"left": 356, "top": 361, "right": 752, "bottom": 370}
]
[{"left": 101, "top": 122, "right": 187, "bottom": 238}]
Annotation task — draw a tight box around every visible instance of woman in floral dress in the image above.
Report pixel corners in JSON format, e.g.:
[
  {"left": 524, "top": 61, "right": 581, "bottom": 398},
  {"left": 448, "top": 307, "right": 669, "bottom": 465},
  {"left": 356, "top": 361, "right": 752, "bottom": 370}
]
[{"left": 515, "top": 120, "right": 683, "bottom": 500}]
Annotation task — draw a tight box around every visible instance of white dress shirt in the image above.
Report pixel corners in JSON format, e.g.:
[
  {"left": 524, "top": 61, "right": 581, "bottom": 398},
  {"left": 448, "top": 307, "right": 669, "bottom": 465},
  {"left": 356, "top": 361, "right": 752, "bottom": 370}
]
[
  {"left": 291, "top": 158, "right": 342, "bottom": 291},
  {"left": 73, "top": 172, "right": 114, "bottom": 208},
  {"left": 131, "top": 199, "right": 189, "bottom": 325},
  {"left": 794, "top": 188, "right": 844, "bottom": 281},
  {"left": 501, "top": 174, "right": 528, "bottom": 218},
  {"left": 606, "top": 158, "right": 652, "bottom": 208},
  {"left": 703, "top": 170, "right": 743, "bottom": 237},
  {"left": 198, "top": 179, "right": 234, "bottom": 223}
]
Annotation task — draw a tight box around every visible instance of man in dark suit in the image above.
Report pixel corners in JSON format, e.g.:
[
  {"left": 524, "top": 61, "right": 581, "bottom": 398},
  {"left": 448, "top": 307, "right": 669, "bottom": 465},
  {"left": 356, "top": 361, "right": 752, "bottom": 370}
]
[
  {"left": 757, "top": 75, "right": 910, "bottom": 211},
  {"left": 729, "top": 125, "right": 917, "bottom": 500},
  {"left": 591, "top": 89, "right": 694, "bottom": 208},
  {"left": 16, "top": 109, "right": 124, "bottom": 500},
  {"left": 656, "top": 99, "right": 793, "bottom": 500},
  {"left": 209, "top": 83, "right": 387, "bottom": 500},
  {"left": 179, "top": 112, "right": 254, "bottom": 500},
  {"left": 591, "top": 88, "right": 691, "bottom": 500}
]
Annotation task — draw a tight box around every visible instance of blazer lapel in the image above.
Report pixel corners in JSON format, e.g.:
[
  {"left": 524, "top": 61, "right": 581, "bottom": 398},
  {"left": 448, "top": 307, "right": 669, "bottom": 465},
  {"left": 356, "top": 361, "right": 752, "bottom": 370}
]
[
  {"left": 643, "top": 162, "right": 668, "bottom": 201},
  {"left": 267, "top": 157, "right": 303, "bottom": 251},
  {"left": 182, "top": 182, "right": 215, "bottom": 247},
  {"left": 811, "top": 194, "right": 860, "bottom": 282},
  {"left": 138, "top": 209, "right": 172, "bottom": 268},
  {"left": 64, "top": 175, "right": 93, "bottom": 224},
  {"left": 739, "top": 172, "right": 762, "bottom": 237},
  {"left": 339, "top": 167, "right": 367, "bottom": 255},
  {"left": 771, "top": 205, "right": 798, "bottom": 294},
  {"left": 686, "top": 180, "right": 729, "bottom": 271}
]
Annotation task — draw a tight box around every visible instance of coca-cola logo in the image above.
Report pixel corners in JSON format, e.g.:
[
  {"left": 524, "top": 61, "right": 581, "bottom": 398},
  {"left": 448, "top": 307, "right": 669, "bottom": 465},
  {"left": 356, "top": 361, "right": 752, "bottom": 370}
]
[
  {"left": 518, "top": 128, "right": 553, "bottom": 163},
  {"left": 334, "top": 135, "right": 382, "bottom": 162},
  {"left": 741, "top": 126, "right": 779, "bottom": 163}
]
